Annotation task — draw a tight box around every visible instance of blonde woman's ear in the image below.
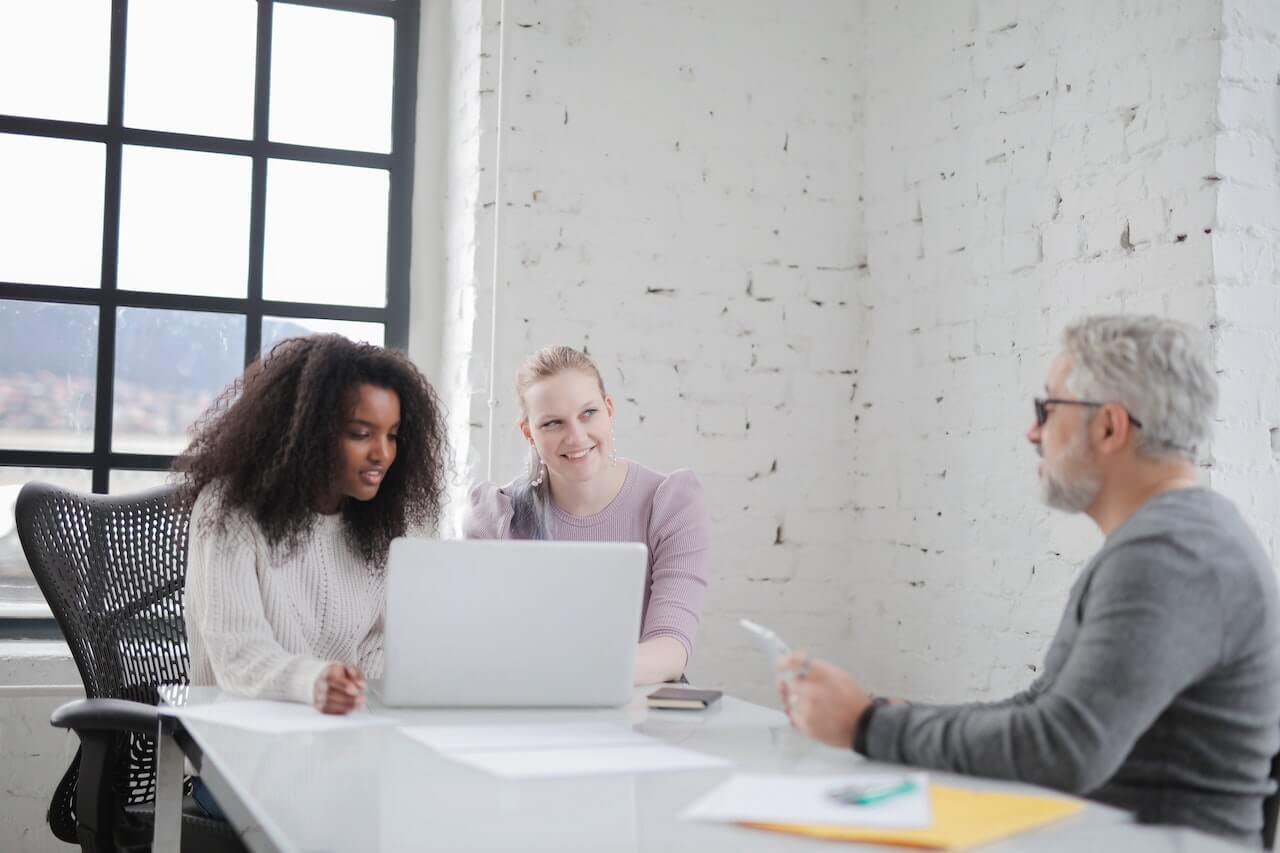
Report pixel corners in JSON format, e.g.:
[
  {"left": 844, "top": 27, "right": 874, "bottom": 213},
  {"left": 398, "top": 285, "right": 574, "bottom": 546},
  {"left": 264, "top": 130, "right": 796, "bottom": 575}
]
[
  {"left": 605, "top": 396, "right": 615, "bottom": 418},
  {"left": 518, "top": 419, "right": 533, "bottom": 444}
]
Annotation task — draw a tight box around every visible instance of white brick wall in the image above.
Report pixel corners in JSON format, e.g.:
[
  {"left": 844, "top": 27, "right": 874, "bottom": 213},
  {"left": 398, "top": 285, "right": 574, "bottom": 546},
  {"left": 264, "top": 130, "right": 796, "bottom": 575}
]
[
  {"left": 852, "top": 0, "right": 1230, "bottom": 703},
  {"left": 1211, "top": 0, "right": 1280, "bottom": 562},
  {"left": 419, "top": 0, "right": 1277, "bottom": 712},
  {"left": 0, "top": 645, "right": 81, "bottom": 853},
  {"left": 430, "top": 0, "right": 867, "bottom": 703},
  {"left": 409, "top": 0, "right": 498, "bottom": 524}
]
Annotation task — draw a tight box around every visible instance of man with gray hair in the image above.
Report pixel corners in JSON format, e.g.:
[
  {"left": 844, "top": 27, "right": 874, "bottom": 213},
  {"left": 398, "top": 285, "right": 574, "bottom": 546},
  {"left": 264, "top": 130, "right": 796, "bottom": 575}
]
[{"left": 779, "top": 315, "right": 1280, "bottom": 846}]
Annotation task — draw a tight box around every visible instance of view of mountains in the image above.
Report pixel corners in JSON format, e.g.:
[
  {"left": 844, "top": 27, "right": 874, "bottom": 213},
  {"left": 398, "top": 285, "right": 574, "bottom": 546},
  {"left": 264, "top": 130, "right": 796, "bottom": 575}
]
[{"left": 1, "top": 303, "right": 319, "bottom": 395}]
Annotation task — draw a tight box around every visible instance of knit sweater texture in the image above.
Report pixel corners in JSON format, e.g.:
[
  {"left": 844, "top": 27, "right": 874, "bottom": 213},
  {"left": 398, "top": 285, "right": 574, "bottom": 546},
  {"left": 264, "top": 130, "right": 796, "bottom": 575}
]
[{"left": 184, "top": 484, "right": 386, "bottom": 705}]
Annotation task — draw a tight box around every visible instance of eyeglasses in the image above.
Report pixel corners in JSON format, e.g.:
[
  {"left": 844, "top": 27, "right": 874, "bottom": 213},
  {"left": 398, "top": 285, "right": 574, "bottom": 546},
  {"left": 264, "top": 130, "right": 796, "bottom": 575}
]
[{"left": 1034, "top": 398, "right": 1144, "bottom": 429}]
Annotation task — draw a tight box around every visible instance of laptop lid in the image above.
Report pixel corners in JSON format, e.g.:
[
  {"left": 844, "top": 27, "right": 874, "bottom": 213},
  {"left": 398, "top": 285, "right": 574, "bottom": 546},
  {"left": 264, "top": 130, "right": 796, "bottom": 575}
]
[{"left": 381, "top": 538, "right": 648, "bottom": 708}]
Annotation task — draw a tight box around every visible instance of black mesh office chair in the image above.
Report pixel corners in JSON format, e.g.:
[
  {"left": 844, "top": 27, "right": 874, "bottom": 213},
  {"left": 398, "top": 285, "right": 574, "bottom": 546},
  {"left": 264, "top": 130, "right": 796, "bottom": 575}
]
[{"left": 16, "top": 482, "right": 243, "bottom": 853}]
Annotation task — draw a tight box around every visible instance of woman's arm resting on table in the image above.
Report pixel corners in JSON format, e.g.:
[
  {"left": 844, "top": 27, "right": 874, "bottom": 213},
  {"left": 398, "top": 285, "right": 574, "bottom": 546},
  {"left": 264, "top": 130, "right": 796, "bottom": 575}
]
[{"left": 634, "top": 636, "right": 689, "bottom": 685}]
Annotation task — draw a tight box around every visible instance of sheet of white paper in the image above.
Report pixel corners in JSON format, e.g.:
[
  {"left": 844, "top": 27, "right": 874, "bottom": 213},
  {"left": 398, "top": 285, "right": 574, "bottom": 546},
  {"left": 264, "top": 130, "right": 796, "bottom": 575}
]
[
  {"left": 165, "top": 700, "right": 392, "bottom": 735},
  {"left": 682, "top": 772, "right": 931, "bottom": 829},
  {"left": 451, "top": 743, "right": 731, "bottom": 778},
  {"left": 400, "top": 721, "right": 730, "bottom": 778},
  {"left": 400, "top": 722, "right": 650, "bottom": 753}
]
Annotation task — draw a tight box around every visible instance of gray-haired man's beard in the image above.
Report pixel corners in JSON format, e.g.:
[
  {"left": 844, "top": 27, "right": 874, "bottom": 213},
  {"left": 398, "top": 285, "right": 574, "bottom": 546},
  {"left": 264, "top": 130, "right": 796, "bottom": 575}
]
[{"left": 1038, "top": 433, "right": 1103, "bottom": 513}]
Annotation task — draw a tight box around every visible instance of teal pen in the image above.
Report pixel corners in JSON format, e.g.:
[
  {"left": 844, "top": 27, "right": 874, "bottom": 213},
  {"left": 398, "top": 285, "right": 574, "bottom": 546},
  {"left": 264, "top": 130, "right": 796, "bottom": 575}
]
[{"left": 828, "top": 780, "right": 918, "bottom": 806}]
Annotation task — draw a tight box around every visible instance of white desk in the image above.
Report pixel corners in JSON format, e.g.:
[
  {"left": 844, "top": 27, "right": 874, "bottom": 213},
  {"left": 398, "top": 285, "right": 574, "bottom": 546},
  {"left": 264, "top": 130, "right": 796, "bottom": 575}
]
[{"left": 160, "top": 686, "right": 1242, "bottom": 853}]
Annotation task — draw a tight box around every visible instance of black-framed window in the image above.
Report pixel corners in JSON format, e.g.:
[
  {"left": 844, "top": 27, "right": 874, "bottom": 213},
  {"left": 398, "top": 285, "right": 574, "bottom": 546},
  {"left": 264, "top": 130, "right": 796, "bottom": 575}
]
[{"left": 0, "top": 0, "right": 420, "bottom": 629}]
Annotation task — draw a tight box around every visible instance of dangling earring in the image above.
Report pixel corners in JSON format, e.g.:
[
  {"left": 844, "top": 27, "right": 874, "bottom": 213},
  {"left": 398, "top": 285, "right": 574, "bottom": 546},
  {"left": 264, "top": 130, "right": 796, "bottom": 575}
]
[
  {"left": 529, "top": 449, "right": 546, "bottom": 487},
  {"left": 609, "top": 428, "right": 618, "bottom": 466}
]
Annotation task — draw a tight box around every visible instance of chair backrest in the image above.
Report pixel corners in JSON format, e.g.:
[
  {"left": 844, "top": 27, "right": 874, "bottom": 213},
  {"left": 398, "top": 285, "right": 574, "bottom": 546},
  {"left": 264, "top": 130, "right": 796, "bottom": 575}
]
[
  {"left": 15, "top": 481, "right": 192, "bottom": 814},
  {"left": 1264, "top": 745, "right": 1280, "bottom": 849}
]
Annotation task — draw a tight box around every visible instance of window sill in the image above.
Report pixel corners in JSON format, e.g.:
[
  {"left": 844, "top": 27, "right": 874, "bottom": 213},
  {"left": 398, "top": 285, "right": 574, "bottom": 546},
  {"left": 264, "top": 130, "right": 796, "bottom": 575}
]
[
  {"left": 0, "top": 598, "right": 60, "bottom": 640},
  {"left": 0, "top": 639, "right": 78, "bottom": 688},
  {"left": 0, "top": 599, "right": 53, "bottom": 620}
]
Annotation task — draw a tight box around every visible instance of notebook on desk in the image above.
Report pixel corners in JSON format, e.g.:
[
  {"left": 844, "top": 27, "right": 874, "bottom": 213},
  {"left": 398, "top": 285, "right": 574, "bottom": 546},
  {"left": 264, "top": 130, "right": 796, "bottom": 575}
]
[
  {"left": 647, "top": 686, "right": 723, "bottom": 710},
  {"left": 376, "top": 538, "right": 648, "bottom": 708}
]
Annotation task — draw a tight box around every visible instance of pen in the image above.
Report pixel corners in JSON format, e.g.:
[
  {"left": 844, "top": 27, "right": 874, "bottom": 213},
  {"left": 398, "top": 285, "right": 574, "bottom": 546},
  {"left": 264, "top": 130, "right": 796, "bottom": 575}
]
[{"left": 827, "top": 780, "right": 918, "bottom": 806}]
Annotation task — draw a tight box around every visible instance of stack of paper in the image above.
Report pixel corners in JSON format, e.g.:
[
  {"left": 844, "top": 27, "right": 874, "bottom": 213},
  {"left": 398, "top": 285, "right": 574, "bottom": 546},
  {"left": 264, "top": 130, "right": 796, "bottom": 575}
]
[
  {"left": 683, "top": 773, "right": 931, "bottom": 829},
  {"left": 683, "top": 773, "right": 1084, "bottom": 850},
  {"left": 400, "top": 721, "right": 730, "bottom": 779}
]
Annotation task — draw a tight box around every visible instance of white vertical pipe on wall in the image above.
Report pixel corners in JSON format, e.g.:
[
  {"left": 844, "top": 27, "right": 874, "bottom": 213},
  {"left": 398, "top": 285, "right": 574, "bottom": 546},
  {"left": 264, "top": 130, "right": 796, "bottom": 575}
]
[{"left": 483, "top": 0, "right": 509, "bottom": 481}]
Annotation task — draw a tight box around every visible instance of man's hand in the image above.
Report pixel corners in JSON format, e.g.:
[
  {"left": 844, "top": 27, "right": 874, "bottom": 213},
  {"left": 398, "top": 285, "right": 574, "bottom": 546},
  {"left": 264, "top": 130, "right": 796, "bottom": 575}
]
[
  {"left": 777, "top": 653, "right": 872, "bottom": 749},
  {"left": 314, "top": 663, "right": 366, "bottom": 715}
]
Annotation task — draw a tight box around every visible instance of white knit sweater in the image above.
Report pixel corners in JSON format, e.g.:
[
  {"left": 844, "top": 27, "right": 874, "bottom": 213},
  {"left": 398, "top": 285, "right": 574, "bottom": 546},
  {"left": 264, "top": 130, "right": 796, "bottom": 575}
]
[{"left": 184, "top": 485, "right": 386, "bottom": 705}]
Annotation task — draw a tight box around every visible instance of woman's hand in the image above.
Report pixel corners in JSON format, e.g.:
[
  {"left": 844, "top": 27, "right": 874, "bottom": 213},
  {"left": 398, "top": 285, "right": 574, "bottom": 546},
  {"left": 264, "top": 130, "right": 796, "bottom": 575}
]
[
  {"left": 313, "top": 662, "right": 366, "bottom": 714},
  {"left": 634, "top": 637, "right": 689, "bottom": 685},
  {"left": 777, "top": 653, "right": 871, "bottom": 748}
]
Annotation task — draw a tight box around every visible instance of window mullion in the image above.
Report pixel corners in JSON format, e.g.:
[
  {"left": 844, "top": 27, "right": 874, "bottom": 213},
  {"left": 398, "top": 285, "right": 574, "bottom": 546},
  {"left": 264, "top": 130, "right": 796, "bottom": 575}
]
[
  {"left": 3, "top": 0, "right": 417, "bottom": 488},
  {"left": 244, "top": 1, "right": 274, "bottom": 367},
  {"left": 90, "top": 0, "right": 130, "bottom": 494},
  {"left": 384, "top": 6, "right": 418, "bottom": 352}
]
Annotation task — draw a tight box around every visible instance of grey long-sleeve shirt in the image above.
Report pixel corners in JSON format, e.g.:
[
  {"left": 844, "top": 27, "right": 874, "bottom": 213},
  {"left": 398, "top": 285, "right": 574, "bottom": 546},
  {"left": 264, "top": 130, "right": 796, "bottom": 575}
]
[{"left": 865, "top": 488, "right": 1280, "bottom": 846}]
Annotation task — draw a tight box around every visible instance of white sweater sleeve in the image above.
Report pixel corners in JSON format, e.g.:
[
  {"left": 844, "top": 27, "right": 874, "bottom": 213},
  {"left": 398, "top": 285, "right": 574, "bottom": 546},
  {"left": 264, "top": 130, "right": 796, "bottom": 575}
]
[
  {"left": 356, "top": 606, "right": 385, "bottom": 680},
  {"left": 186, "top": 497, "right": 329, "bottom": 705}
]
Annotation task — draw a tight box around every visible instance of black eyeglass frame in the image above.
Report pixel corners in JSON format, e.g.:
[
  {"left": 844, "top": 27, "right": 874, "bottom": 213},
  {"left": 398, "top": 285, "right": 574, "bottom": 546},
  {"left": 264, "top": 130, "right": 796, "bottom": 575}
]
[{"left": 1034, "top": 398, "right": 1144, "bottom": 430}]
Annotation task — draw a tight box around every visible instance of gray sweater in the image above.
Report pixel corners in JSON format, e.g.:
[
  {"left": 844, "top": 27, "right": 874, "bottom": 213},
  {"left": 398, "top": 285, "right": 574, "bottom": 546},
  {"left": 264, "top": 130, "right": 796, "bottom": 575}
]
[{"left": 865, "top": 488, "right": 1280, "bottom": 846}]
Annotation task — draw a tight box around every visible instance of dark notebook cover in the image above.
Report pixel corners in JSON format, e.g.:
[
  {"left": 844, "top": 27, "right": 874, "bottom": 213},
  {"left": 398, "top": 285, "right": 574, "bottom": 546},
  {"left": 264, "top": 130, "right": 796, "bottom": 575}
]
[{"left": 646, "top": 686, "right": 723, "bottom": 710}]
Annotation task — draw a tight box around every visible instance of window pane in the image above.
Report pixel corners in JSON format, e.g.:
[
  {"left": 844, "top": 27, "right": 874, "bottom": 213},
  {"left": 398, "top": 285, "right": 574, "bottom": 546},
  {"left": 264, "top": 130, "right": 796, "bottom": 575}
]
[
  {"left": 124, "top": 0, "right": 257, "bottom": 139},
  {"left": 262, "top": 317, "right": 385, "bottom": 355},
  {"left": 0, "top": 468, "right": 93, "bottom": 605},
  {"left": 118, "top": 146, "right": 252, "bottom": 297},
  {"left": 0, "top": 300, "right": 97, "bottom": 452},
  {"left": 113, "top": 308, "right": 245, "bottom": 455},
  {"left": 270, "top": 6, "right": 394, "bottom": 153},
  {"left": 263, "top": 160, "right": 388, "bottom": 307},
  {"left": 0, "top": 4, "right": 111, "bottom": 123},
  {"left": 0, "top": 134, "right": 105, "bottom": 287},
  {"left": 110, "top": 469, "right": 175, "bottom": 495}
]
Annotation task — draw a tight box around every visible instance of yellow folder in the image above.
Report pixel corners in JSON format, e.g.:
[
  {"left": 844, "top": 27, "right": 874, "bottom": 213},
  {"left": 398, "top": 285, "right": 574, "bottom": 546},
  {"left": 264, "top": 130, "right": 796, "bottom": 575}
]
[{"left": 745, "top": 784, "right": 1085, "bottom": 850}]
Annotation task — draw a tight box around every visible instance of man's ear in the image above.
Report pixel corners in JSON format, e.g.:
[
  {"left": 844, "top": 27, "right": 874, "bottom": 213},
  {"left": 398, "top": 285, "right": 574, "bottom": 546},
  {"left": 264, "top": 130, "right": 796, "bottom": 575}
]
[{"left": 1099, "top": 405, "right": 1129, "bottom": 449}]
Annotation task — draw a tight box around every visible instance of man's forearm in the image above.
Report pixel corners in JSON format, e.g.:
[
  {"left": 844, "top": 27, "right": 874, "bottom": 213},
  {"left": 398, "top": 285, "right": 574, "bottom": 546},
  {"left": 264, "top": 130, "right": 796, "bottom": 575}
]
[{"left": 862, "top": 690, "right": 1118, "bottom": 793}]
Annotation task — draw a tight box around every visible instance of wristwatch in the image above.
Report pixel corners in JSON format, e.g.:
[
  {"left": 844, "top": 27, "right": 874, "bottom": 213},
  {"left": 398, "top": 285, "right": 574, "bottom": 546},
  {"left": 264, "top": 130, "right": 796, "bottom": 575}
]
[{"left": 852, "top": 696, "right": 889, "bottom": 755}]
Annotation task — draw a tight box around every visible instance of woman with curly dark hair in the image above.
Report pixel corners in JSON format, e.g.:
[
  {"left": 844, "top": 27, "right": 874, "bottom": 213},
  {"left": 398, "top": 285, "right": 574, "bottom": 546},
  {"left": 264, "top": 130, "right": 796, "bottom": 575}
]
[{"left": 176, "top": 334, "right": 449, "bottom": 719}]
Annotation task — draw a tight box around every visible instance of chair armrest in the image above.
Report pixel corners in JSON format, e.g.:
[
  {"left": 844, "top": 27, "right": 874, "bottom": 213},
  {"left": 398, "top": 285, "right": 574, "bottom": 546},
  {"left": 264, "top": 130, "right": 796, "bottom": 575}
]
[
  {"left": 51, "top": 698, "right": 170, "bottom": 735},
  {"left": 51, "top": 698, "right": 185, "bottom": 850}
]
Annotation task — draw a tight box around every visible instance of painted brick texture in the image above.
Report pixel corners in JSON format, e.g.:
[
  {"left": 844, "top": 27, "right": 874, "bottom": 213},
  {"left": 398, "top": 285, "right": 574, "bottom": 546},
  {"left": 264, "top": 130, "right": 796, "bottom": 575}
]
[
  {"left": 422, "top": 0, "right": 1279, "bottom": 709},
  {"left": 437, "top": 0, "right": 867, "bottom": 702},
  {"left": 1211, "top": 0, "right": 1280, "bottom": 565},
  {"left": 852, "top": 0, "right": 1228, "bottom": 703}
]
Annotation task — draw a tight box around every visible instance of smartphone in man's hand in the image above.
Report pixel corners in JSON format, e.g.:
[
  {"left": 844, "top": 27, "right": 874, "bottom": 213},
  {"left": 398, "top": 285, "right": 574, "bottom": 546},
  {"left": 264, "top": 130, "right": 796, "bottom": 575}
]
[{"left": 740, "top": 618, "right": 797, "bottom": 680}]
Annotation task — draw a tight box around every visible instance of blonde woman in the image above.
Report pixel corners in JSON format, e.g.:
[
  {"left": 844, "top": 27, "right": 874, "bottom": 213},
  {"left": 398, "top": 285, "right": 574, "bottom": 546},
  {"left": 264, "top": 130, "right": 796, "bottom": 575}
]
[{"left": 464, "top": 346, "right": 710, "bottom": 684}]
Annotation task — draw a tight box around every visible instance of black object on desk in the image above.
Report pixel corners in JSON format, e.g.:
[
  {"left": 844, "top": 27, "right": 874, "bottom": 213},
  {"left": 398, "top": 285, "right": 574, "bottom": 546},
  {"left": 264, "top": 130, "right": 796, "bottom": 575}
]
[{"left": 647, "top": 686, "right": 723, "bottom": 710}]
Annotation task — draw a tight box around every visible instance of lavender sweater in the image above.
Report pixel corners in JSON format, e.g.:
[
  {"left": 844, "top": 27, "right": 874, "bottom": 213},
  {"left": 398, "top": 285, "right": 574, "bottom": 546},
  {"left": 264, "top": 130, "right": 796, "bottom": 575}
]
[{"left": 463, "top": 461, "right": 711, "bottom": 660}]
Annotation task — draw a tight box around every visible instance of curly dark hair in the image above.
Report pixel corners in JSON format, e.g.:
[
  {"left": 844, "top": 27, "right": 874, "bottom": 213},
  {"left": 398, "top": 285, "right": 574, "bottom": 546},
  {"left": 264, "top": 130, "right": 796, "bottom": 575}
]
[{"left": 175, "top": 334, "right": 450, "bottom": 567}]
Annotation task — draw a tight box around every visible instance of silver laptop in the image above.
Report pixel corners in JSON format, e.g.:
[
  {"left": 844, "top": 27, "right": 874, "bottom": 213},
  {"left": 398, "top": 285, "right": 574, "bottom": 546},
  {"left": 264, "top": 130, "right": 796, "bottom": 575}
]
[{"left": 379, "top": 538, "right": 648, "bottom": 707}]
